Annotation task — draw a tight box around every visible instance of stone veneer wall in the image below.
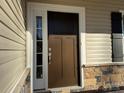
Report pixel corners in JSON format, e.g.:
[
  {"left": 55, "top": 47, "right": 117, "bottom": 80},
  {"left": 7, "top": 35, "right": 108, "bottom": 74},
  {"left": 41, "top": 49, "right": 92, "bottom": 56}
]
[{"left": 84, "top": 64, "right": 124, "bottom": 91}]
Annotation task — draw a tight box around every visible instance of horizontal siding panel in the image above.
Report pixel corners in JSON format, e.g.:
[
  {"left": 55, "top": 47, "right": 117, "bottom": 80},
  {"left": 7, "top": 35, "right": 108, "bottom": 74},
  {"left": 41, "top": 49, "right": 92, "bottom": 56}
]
[
  {"left": 87, "top": 42, "right": 111, "bottom": 46},
  {"left": 0, "top": 36, "right": 25, "bottom": 50},
  {"left": 0, "top": 57, "right": 25, "bottom": 92},
  {"left": 6, "top": 0, "right": 25, "bottom": 29},
  {"left": 5, "top": 63, "right": 25, "bottom": 93},
  {"left": 0, "top": 23, "right": 25, "bottom": 45},
  {"left": 86, "top": 29, "right": 111, "bottom": 33},
  {"left": 86, "top": 17, "right": 109, "bottom": 22},
  {"left": 85, "top": 1, "right": 124, "bottom": 8},
  {"left": 4, "top": 61, "right": 25, "bottom": 93},
  {"left": 86, "top": 26, "right": 110, "bottom": 30},
  {"left": 0, "top": 51, "right": 25, "bottom": 65},
  {"left": 87, "top": 54, "right": 111, "bottom": 58},
  {"left": 12, "top": 0, "right": 24, "bottom": 21},
  {"left": 16, "top": 0, "right": 23, "bottom": 13},
  {"left": 99, "top": 1, "right": 124, "bottom": 7},
  {"left": 0, "top": 8, "right": 25, "bottom": 40},
  {"left": 87, "top": 46, "right": 111, "bottom": 50},
  {"left": 87, "top": 58, "right": 111, "bottom": 62},
  {"left": 86, "top": 33, "right": 112, "bottom": 63},
  {"left": 86, "top": 34, "right": 111, "bottom": 38},
  {"left": 86, "top": 7, "right": 110, "bottom": 12},
  {"left": 87, "top": 50, "right": 111, "bottom": 54},
  {"left": 86, "top": 23, "right": 110, "bottom": 27},
  {"left": 86, "top": 18, "right": 110, "bottom": 24},
  {"left": 0, "top": 0, "right": 25, "bottom": 35},
  {"left": 12, "top": 0, "right": 25, "bottom": 24},
  {"left": 86, "top": 38, "right": 111, "bottom": 42},
  {"left": 87, "top": 60, "right": 111, "bottom": 63},
  {"left": 86, "top": 14, "right": 109, "bottom": 19}
]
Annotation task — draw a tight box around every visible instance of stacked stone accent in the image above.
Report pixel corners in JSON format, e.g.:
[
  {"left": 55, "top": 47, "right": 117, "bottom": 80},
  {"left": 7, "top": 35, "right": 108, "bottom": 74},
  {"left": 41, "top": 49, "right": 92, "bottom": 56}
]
[{"left": 84, "top": 64, "right": 124, "bottom": 91}]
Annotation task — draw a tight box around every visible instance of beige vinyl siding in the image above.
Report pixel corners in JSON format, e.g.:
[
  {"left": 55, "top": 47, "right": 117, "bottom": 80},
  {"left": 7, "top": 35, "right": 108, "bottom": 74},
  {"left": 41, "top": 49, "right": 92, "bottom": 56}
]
[
  {"left": 28, "top": 0, "right": 124, "bottom": 63},
  {"left": 0, "top": 0, "right": 26, "bottom": 92},
  {"left": 86, "top": 34, "right": 112, "bottom": 63}
]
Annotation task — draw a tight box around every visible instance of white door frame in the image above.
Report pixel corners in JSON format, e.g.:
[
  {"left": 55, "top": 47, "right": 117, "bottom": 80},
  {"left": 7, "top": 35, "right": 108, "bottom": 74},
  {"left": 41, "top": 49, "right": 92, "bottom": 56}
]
[
  {"left": 120, "top": 10, "right": 124, "bottom": 60},
  {"left": 27, "top": 2, "right": 86, "bottom": 92}
]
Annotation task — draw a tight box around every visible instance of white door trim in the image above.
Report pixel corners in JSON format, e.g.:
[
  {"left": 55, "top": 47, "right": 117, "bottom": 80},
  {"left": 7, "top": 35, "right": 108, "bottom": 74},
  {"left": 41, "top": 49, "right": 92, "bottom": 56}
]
[
  {"left": 27, "top": 2, "right": 86, "bottom": 92},
  {"left": 120, "top": 10, "right": 124, "bottom": 61}
]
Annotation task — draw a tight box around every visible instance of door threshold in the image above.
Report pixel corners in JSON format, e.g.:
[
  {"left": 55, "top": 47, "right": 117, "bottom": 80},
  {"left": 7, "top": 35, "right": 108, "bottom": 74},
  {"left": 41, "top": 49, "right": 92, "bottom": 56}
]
[{"left": 49, "top": 86, "right": 83, "bottom": 93}]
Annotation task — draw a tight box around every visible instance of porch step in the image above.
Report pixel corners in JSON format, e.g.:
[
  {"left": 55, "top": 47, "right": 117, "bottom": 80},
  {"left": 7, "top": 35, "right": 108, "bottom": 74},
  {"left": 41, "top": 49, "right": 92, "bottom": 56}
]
[
  {"left": 34, "top": 86, "right": 83, "bottom": 93},
  {"left": 34, "top": 90, "right": 51, "bottom": 93},
  {"left": 49, "top": 86, "right": 83, "bottom": 93}
]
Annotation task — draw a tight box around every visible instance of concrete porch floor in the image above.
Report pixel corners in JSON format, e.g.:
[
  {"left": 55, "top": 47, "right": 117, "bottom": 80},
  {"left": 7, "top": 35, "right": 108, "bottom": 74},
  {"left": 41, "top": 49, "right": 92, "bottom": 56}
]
[
  {"left": 34, "top": 90, "right": 124, "bottom": 93},
  {"left": 107, "top": 90, "right": 124, "bottom": 93},
  {"left": 33, "top": 86, "right": 124, "bottom": 93}
]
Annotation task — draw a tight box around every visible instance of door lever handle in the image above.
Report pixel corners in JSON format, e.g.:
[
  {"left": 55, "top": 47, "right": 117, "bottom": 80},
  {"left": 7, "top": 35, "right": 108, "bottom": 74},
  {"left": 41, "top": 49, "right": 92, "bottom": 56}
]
[{"left": 48, "top": 48, "right": 52, "bottom": 64}]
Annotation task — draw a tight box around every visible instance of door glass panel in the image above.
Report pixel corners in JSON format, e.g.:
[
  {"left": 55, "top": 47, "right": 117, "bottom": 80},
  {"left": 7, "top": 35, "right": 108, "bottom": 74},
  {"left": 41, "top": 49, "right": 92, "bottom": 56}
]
[
  {"left": 37, "top": 41, "right": 42, "bottom": 53},
  {"left": 36, "top": 16, "right": 43, "bottom": 79},
  {"left": 37, "top": 67, "right": 43, "bottom": 79},
  {"left": 37, "top": 54, "right": 42, "bottom": 65},
  {"left": 36, "top": 16, "right": 42, "bottom": 40}
]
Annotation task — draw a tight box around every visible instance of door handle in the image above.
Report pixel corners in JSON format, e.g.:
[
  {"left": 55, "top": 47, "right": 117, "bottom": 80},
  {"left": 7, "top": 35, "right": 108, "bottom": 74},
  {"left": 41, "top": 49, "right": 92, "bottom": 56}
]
[
  {"left": 48, "top": 53, "right": 52, "bottom": 64},
  {"left": 48, "top": 48, "right": 52, "bottom": 64}
]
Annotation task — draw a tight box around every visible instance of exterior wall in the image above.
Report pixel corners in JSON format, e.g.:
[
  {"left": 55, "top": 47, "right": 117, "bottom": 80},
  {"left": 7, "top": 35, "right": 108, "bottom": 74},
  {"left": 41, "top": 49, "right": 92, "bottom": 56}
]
[
  {"left": 27, "top": 0, "right": 124, "bottom": 64},
  {"left": 28, "top": 0, "right": 124, "bottom": 90},
  {"left": 0, "top": 0, "right": 26, "bottom": 93}
]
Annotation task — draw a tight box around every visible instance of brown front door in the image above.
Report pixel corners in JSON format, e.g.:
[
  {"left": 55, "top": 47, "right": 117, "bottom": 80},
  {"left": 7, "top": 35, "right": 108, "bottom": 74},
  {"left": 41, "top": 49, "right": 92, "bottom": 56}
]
[{"left": 48, "top": 35, "right": 78, "bottom": 88}]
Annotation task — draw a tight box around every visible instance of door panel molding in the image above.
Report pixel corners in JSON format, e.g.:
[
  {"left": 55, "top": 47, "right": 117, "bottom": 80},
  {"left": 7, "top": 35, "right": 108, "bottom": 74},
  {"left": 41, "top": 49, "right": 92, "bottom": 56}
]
[{"left": 48, "top": 35, "right": 78, "bottom": 88}]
